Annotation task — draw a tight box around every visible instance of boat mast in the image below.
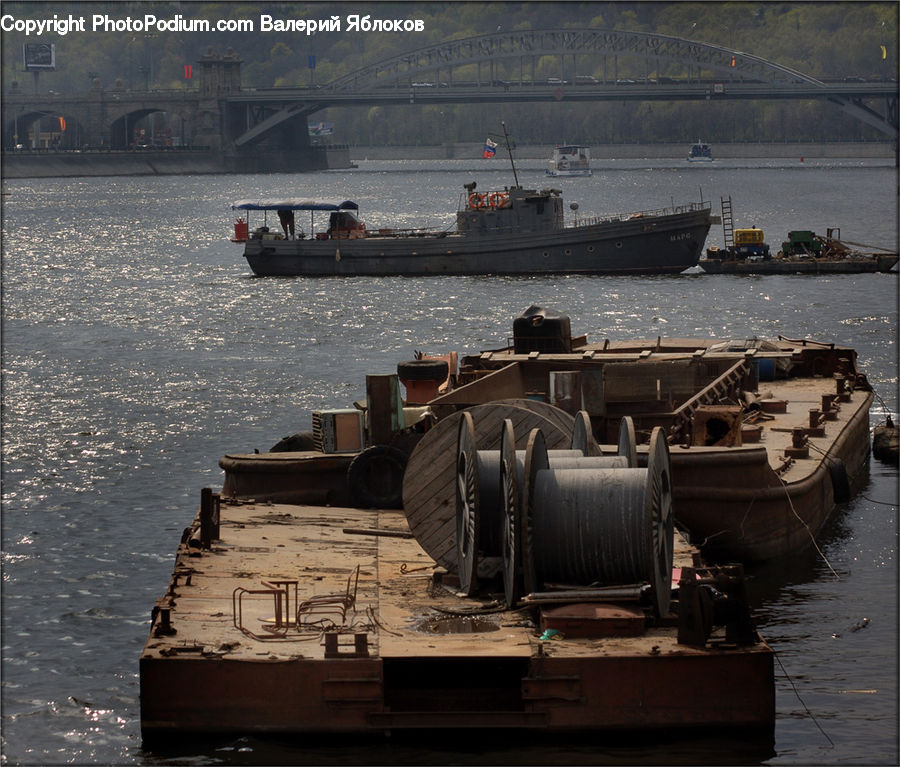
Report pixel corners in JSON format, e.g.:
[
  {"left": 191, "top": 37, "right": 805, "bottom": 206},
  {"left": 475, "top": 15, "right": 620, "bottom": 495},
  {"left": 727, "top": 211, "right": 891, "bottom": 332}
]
[{"left": 501, "top": 122, "right": 520, "bottom": 187}]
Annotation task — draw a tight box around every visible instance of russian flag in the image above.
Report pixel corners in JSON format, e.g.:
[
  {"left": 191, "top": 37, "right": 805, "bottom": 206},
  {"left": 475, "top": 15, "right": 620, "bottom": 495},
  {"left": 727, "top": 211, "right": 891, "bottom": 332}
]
[{"left": 482, "top": 138, "right": 498, "bottom": 158}]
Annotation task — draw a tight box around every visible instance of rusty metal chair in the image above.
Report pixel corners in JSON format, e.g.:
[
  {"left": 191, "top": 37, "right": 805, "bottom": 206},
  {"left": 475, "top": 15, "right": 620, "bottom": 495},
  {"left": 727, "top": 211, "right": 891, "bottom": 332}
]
[
  {"left": 232, "top": 579, "right": 298, "bottom": 638},
  {"left": 295, "top": 564, "right": 360, "bottom": 627}
]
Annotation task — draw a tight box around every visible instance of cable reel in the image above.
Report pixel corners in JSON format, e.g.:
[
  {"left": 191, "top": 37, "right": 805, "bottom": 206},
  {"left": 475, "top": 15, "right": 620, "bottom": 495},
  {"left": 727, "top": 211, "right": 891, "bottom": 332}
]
[
  {"left": 519, "top": 424, "right": 674, "bottom": 617},
  {"left": 455, "top": 411, "right": 583, "bottom": 596},
  {"left": 457, "top": 410, "right": 639, "bottom": 601}
]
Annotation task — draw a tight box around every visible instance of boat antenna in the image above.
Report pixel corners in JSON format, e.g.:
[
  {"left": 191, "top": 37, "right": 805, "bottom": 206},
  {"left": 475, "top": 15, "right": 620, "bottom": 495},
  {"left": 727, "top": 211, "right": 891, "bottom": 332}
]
[{"left": 501, "top": 122, "right": 520, "bottom": 187}]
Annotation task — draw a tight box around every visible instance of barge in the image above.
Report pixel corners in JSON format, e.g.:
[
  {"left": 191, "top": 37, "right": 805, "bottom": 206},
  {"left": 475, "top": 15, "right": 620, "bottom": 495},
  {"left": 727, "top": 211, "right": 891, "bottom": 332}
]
[
  {"left": 700, "top": 251, "right": 898, "bottom": 274},
  {"left": 222, "top": 308, "right": 873, "bottom": 563},
  {"left": 701, "top": 221, "right": 898, "bottom": 274},
  {"left": 141, "top": 308, "right": 873, "bottom": 741},
  {"left": 143, "top": 416, "right": 774, "bottom": 742},
  {"left": 141, "top": 495, "right": 773, "bottom": 741}
]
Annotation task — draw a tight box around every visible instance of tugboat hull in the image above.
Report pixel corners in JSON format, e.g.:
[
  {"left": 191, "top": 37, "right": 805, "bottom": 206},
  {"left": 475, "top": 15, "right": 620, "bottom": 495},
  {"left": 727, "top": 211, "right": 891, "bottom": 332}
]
[{"left": 243, "top": 210, "right": 711, "bottom": 276}]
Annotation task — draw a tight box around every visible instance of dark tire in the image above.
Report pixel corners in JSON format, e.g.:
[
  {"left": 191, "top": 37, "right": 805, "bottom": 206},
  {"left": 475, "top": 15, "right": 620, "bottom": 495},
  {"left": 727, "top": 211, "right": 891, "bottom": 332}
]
[
  {"left": 348, "top": 445, "right": 408, "bottom": 509},
  {"left": 826, "top": 457, "right": 851, "bottom": 504},
  {"left": 396, "top": 360, "right": 449, "bottom": 381},
  {"left": 269, "top": 430, "right": 317, "bottom": 452}
]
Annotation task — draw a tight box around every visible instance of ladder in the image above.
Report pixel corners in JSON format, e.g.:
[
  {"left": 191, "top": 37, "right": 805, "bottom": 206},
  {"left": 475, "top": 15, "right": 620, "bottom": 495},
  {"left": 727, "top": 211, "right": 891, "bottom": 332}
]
[{"left": 720, "top": 196, "right": 734, "bottom": 250}]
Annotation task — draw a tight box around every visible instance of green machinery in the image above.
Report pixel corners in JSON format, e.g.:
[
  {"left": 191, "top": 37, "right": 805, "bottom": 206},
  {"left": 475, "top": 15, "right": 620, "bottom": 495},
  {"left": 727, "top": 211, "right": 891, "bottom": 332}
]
[{"left": 781, "top": 230, "right": 823, "bottom": 257}]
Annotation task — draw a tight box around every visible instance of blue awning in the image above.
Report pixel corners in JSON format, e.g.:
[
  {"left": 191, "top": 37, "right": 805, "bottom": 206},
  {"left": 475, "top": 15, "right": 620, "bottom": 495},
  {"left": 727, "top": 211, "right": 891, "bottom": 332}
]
[{"left": 231, "top": 199, "right": 358, "bottom": 211}]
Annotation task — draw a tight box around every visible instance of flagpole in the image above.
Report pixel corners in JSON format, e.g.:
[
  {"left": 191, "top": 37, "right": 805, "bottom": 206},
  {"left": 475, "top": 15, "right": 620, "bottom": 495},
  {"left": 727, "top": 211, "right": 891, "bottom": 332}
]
[{"left": 501, "top": 121, "right": 519, "bottom": 187}]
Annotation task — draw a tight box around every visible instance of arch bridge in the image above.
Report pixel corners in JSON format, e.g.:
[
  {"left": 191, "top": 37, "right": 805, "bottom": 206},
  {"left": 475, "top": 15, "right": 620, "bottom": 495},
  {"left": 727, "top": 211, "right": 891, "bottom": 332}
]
[
  {"left": 233, "top": 28, "right": 899, "bottom": 147},
  {"left": 4, "top": 29, "right": 896, "bottom": 155}
]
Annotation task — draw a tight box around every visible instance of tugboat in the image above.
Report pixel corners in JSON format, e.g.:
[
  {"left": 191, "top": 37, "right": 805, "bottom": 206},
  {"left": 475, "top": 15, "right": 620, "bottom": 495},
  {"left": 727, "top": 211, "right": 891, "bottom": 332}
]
[
  {"left": 232, "top": 125, "right": 712, "bottom": 277},
  {"left": 687, "top": 140, "right": 714, "bottom": 162}
]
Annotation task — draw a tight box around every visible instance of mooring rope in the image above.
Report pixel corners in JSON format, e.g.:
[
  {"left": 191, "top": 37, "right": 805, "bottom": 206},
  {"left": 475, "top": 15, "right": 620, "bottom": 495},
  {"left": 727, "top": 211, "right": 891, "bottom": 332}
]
[
  {"left": 778, "top": 477, "right": 841, "bottom": 581},
  {"left": 772, "top": 647, "right": 835, "bottom": 748}
]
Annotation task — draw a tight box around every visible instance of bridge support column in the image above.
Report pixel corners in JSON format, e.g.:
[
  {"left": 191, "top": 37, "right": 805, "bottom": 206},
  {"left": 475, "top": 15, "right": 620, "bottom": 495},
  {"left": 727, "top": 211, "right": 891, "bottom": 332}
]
[
  {"left": 83, "top": 89, "right": 109, "bottom": 148},
  {"left": 222, "top": 108, "right": 332, "bottom": 173}
]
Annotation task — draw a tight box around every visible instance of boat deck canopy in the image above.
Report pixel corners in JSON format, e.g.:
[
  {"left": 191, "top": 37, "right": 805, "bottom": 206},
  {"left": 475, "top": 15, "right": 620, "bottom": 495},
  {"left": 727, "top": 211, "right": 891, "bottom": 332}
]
[{"left": 232, "top": 199, "right": 359, "bottom": 211}]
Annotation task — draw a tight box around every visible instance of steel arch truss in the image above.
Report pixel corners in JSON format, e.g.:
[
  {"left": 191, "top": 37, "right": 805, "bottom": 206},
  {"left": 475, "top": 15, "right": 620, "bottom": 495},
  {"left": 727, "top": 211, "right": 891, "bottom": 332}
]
[
  {"left": 830, "top": 94, "right": 899, "bottom": 138},
  {"left": 328, "top": 28, "right": 823, "bottom": 90}
]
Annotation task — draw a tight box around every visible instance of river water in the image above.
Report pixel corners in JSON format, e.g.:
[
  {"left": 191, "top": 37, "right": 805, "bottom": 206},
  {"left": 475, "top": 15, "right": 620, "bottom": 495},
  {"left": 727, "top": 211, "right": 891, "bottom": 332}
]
[{"left": 1, "top": 157, "right": 897, "bottom": 765}]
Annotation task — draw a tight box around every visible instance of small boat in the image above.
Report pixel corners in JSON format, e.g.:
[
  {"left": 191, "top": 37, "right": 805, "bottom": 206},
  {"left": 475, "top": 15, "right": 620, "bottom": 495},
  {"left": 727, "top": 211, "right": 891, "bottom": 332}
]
[
  {"left": 230, "top": 124, "right": 711, "bottom": 277},
  {"left": 873, "top": 416, "right": 899, "bottom": 464},
  {"left": 546, "top": 144, "right": 592, "bottom": 176},
  {"left": 687, "top": 140, "right": 714, "bottom": 162}
]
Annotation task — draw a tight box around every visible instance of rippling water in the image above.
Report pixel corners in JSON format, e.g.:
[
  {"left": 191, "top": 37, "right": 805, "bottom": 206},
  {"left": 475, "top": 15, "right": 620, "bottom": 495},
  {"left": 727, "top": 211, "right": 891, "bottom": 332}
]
[{"left": 1, "top": 158, "right": 897, "bottom": 765}]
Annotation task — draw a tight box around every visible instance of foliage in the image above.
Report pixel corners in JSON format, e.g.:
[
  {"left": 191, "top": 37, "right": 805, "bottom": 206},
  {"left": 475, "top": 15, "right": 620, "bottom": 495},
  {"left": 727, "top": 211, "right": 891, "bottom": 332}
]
[{"left": 1, "top": 1, "right": 896, "bottom": 144}]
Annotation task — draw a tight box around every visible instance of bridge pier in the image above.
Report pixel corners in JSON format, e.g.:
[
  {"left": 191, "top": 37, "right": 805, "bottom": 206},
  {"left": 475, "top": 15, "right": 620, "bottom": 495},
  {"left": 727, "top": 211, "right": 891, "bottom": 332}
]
[
  {"left": 223, "top": 148, "right": 331, "bottom": 174},
  {"left": 222, "top": 102, "right": 335, "bottom": 172}
]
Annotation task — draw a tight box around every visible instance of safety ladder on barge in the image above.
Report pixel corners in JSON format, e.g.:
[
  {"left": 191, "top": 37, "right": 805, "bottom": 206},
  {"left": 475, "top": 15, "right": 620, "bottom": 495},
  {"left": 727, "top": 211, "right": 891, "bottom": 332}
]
[{"left": 720, "top": 196, "right": 735, "bottom": 250}]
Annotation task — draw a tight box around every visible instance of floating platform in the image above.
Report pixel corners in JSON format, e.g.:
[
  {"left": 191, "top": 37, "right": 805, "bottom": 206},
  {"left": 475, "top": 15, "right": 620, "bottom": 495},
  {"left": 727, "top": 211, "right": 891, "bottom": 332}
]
[
  {"left": 140, "top": 499, "right": 774, "bottom": 741},
  {"left": 144, "top": 311, "right": 883, "bottom": 745},
  {"left": 699, "top": 253, "right": 898, "bottom": 274}
]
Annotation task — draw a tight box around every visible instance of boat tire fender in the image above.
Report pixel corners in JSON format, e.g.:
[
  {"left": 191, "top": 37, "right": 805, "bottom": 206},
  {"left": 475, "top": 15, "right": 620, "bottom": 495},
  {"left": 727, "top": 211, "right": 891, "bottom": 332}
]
[
  {"left": 348, "top": 445, "right": 408, "bottom": 509},
  {"left": 826, "top": 456, "right": 851, "bottom": 504}
]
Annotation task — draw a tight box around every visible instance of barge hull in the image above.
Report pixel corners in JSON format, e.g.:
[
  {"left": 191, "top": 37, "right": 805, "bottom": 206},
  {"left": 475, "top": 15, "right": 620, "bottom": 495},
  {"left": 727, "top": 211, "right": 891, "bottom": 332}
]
[
  {"left": 141, "top": 649, "right": 773, "bottom": 737},
  {"left": 699, "top": 254, "right": 898, "bottom": 274},
  {"left": 672, "top": 386, "right": 872, "bottom": 562}
]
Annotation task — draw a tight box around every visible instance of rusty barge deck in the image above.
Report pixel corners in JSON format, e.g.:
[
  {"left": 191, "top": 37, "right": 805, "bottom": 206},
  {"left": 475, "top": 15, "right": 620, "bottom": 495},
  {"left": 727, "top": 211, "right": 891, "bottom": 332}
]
[{"left": 141, "top": 499, "right": 774, "bottom": 740}]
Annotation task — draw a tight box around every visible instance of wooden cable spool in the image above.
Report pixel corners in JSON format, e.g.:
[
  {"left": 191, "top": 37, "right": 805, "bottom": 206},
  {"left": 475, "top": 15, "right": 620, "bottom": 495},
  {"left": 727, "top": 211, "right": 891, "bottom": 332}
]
[
  {"left": 402, "top": 400, "right": 575, "bottom": 572},
  {"left": 520, "top": 425, "right": 674, "bottom": 617}
]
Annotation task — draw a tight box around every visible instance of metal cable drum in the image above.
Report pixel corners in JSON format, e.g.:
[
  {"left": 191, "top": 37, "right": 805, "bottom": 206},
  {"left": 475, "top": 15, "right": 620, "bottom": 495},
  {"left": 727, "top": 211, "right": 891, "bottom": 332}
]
[
  {"left": 402, "top": 400, "right": 575, "bottom": 573},
  {"left": 500, "top": 415, "right": 639, "bottom": 607},
  {"left": 456, "top": 412, "right": 585, "bottom": 596},
  {"left": 553, "top": 414, "right": 637, "bottom": 470},
  {"left": 571, "top": 411, "right": 601, "bottom": 457},
  {"left": 521, "top": 426, "right": 674, "bottom": 617},
  {"left": 617, "top": 414, "right": 638, "bottom": 469},
  {"left": 458, "top": 412, "right": 636, "bottom": 596}
]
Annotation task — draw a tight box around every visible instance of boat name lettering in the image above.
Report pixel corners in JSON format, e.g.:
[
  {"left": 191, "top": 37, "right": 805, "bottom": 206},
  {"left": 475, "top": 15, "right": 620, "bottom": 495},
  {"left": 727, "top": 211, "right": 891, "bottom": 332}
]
[
  {"left": 346, "top": 15, "right": 425, "bottom": 32},
  {"left": 670, "top": 232, "right": 691, "bottom": 241}
]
